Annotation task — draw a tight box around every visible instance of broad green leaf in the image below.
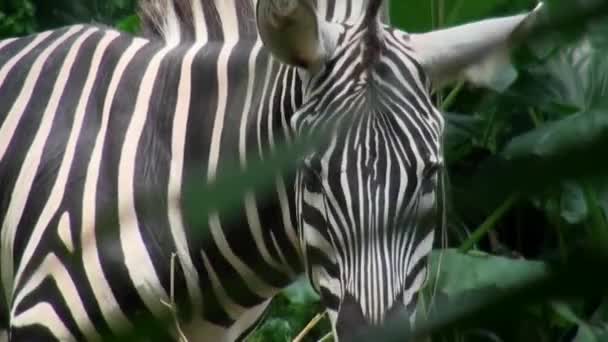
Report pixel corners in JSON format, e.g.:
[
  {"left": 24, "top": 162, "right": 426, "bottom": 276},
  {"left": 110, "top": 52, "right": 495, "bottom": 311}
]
[
  {"left": 502, "top": 110, "right": 608, "bottom": 162},
  {"left": 443, "top": 112, "right": 484, "bottom": 163},
  {"left": 427, "top": 249, "right": 547, "bottom": 297},
  {"left": 511, "top": 17, "right": 608, "bottom": 114}
]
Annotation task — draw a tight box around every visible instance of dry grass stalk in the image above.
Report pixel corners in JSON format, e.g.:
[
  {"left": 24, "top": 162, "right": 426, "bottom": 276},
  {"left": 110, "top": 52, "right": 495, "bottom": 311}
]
[
  {"left": 160, "top": 252, "right": 188, "bottom": 342},
  {"left": 293, "top": 312, "right": 327, "bottom": 342}
]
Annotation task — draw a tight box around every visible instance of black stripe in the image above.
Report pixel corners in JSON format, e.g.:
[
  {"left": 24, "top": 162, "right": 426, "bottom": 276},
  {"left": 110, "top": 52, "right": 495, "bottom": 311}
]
[{"left": 95, "top": 36, "right": 159, "bottom": 325}]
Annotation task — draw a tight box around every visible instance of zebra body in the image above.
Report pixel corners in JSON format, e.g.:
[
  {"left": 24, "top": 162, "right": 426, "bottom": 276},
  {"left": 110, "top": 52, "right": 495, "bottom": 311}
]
[
  {"left": 0, "top": 0, "right": 543, "bottom": 340},
  {"left": 0, "top": 23, "right": 304, "bottom": 340}
]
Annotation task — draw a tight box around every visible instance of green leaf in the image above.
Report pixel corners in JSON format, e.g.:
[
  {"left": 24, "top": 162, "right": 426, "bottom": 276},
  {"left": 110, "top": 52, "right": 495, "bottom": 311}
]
[
  {"left": 503, "top": 111, "right": 608, "bottom": 162},
  {"left": 443, "top": 112, "right": 484, "bottom": 163},
  {"left": 427, "top": 249, "right": 547, "bottom": 297},
  {"left": 282, "top": 278, "right": 320, "bottom": 305},
  {"left": 560, "top": 181, "right": 588, "bottom": 225},
  {"left": 513, "top": 17, "right": 608, "bottom": 114}
]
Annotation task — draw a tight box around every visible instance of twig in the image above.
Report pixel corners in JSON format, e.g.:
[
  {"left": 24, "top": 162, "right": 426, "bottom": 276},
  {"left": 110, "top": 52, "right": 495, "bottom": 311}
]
[
  {"left": 459, "top": 194, "right": 519, "bottom": 253},
  {"left": 160, "top": 252, "right": 188, "bottom": 342},
  {"left": 293, "top": 312, "right": 326, "bottom": 342},
  {"left": 317, "top": 331, "right": 333, "bottom": 342}
]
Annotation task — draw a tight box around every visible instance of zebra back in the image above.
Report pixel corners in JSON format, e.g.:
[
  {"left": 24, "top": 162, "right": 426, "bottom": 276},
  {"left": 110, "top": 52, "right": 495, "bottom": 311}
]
[{"left": 138, "top": 0, "right": 389, "bottom": 44}]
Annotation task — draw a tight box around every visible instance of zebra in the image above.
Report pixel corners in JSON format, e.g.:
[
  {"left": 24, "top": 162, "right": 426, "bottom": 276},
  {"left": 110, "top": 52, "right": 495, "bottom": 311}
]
[{"left": 0, "top": 0, "right": 543, "bottom": 340}]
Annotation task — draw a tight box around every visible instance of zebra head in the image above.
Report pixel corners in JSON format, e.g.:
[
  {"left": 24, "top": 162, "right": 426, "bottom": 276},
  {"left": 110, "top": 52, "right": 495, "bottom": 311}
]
[{"left": 257, "top": 0, "right": 542, "bottom": 339}]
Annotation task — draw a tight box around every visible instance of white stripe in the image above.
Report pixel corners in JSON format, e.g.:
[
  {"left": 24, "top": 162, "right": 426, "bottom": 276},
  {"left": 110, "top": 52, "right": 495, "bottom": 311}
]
[
  {"left": 168, "top": 42, "right": 204, "bottom": 315},
  {"left": 12, "top": 303, "right": 75, "bottom": 341},
  {"left": 190, "top": 0, "right": 209, "bottom": 43},
  {"left": 266, "top": 65, "right": 280, "bottom": 151},
  {"left": 269, "top": 231, "right": 292, "bottom": 276},
  {"left": 340, "top": 130, "right": 356, "bottom": 278},
  {"left": 0, "top": 38, "right": 18, "bottom": 53},
  {"left": 408, "top": 229, "right": 434, "bottom": 273},
  {"left": 1, "top": 26, "right": 82, "bottom": 306},
  {"left": 207, "top": 40, "right": 285, "bottom": 282},
  {"left": 208, "top": 214, "right": 277, "bottom": 298},
  {"left": 200, "top": 250, "right": 246, "bottom": 320},
  {"left": 243, "top": 192, "right": 287, "bottom": 272},
  {"left": 58, "top": 212, "right": 74, "bottom": 253},
  {"left": 13, "top": 253, "right": 100, "bottom": 340},
  {"left": 227, "top": 298, "right": 273, "bottom": 341},
  {"left": 118, "top": 44, "right": 174, "bottom": 318},
  {"left": 217, "top": 0, "right": 240, "bottom": 43},
  {"left": 333, "top": 1, "right": 348, "bottom": 23},
  {"left": 255, "top": 58, "right": 273, "bottom": 157},
  {"left": 0, "top": 28, "right": 71, "bottom": 161},
  {"left": 207, "top": 43, "right": 234, "bottom": 181},
  {"left": 238, "top": 41, "right": 262, "bottom": 167},
  {"left": 275, "top": 177, "right": 301, "bottom": 265},
  {"left": 317, "top": 0, "right": 328, "bottom": 21},
  {"left": 13, "top": 27, "right": 97, "bottom": 290},
  {"left": 404, "top": 268, "right": 427, "bottom": 306},
  {"left": 302, "top": 221, "right": 334, "bottom": 257},
  {"left": 81, "top": 35, "right": 146, "bottom": 334},
  {"left": 163, "top": 1, "right": 181, "bottom": 44},
  {"left": 0, "top": 31, "right": 52, "bottom": 90}
]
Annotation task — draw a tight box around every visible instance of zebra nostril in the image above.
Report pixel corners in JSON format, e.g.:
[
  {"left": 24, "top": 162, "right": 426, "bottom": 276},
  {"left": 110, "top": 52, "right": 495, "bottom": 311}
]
[{"left": 335, "top": 292, "right": 369, "bottom": 341}]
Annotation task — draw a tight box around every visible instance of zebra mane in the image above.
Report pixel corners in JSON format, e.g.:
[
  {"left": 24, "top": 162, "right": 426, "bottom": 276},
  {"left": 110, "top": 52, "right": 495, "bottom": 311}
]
[
  {"left": 362, "top": 0, "right": 385, "bottom": 65},
  {"left": 138, "top": 0, "right": 390, "bottom": 44},
  {"left": 138, "top": 0, "right": 257, "bottom": 44}
]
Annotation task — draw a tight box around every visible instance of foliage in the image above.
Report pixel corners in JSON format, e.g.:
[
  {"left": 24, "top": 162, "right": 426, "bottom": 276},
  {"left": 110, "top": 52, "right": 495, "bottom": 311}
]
[
  {"left": 249, "top": 281, "right": 329, "bottom": 342},
  {"left": 0, "top": 0, "right": 36, "bottom": 37},
  {"left": 2, "top": 0, "right": 608, "bottom": 341},
  {"left": 0, "top": 0, "right": 139, "bottom": 38}
]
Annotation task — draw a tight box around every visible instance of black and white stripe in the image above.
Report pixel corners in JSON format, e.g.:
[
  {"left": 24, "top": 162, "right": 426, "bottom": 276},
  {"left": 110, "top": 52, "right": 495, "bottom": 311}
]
[
  {"left": 1, "top": 0, "right": 537, "bottom": 340},
  {"left": 289, "top": 22, "right": 443, "bottom": 331}
]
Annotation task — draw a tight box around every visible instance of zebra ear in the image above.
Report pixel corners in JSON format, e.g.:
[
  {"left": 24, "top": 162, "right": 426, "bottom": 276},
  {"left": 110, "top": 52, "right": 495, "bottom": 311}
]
[
  {"left": 256, "top": 0, "right": 330, "bottom": 70},
  {"left": 411, "top": 3, "right": 544, "bottom": 91}
]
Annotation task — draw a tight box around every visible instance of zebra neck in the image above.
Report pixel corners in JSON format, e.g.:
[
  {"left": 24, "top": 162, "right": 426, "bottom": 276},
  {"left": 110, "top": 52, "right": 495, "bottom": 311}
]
[{"left": 170, "top": 40, "right": 305, "bottom": 326}]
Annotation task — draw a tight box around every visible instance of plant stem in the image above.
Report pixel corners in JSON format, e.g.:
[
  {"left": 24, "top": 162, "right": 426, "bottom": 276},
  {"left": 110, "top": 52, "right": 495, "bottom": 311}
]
[
  {"left": 294, "top": 312, "right": 326, "bottom": 342},
  {"left": 582, "top": 183, "right": 608, "bottom": 247},
  {"left": 528, "top": 107, "right": 542, "bottom": 127},
  {"left": 318, "top": 332, "right": 334, "bottom": 342},
  {"left": 441, "top": 80, "right": 465, "bottom": 111},
  {"left": 459, "top": 194, "right": 519, "bottom": 253}
]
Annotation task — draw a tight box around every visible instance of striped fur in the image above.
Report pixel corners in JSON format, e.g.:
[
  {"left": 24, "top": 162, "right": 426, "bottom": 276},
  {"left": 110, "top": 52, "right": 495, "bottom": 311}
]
[
  {"left": 0, "top": 25, "right": 302, "bottom": 340},
  {"left": 138, "top": 0, "right": 389, "bottom": 43},
  {"left": 0, "top": 1, "right": 442, "bottom": 341}
]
